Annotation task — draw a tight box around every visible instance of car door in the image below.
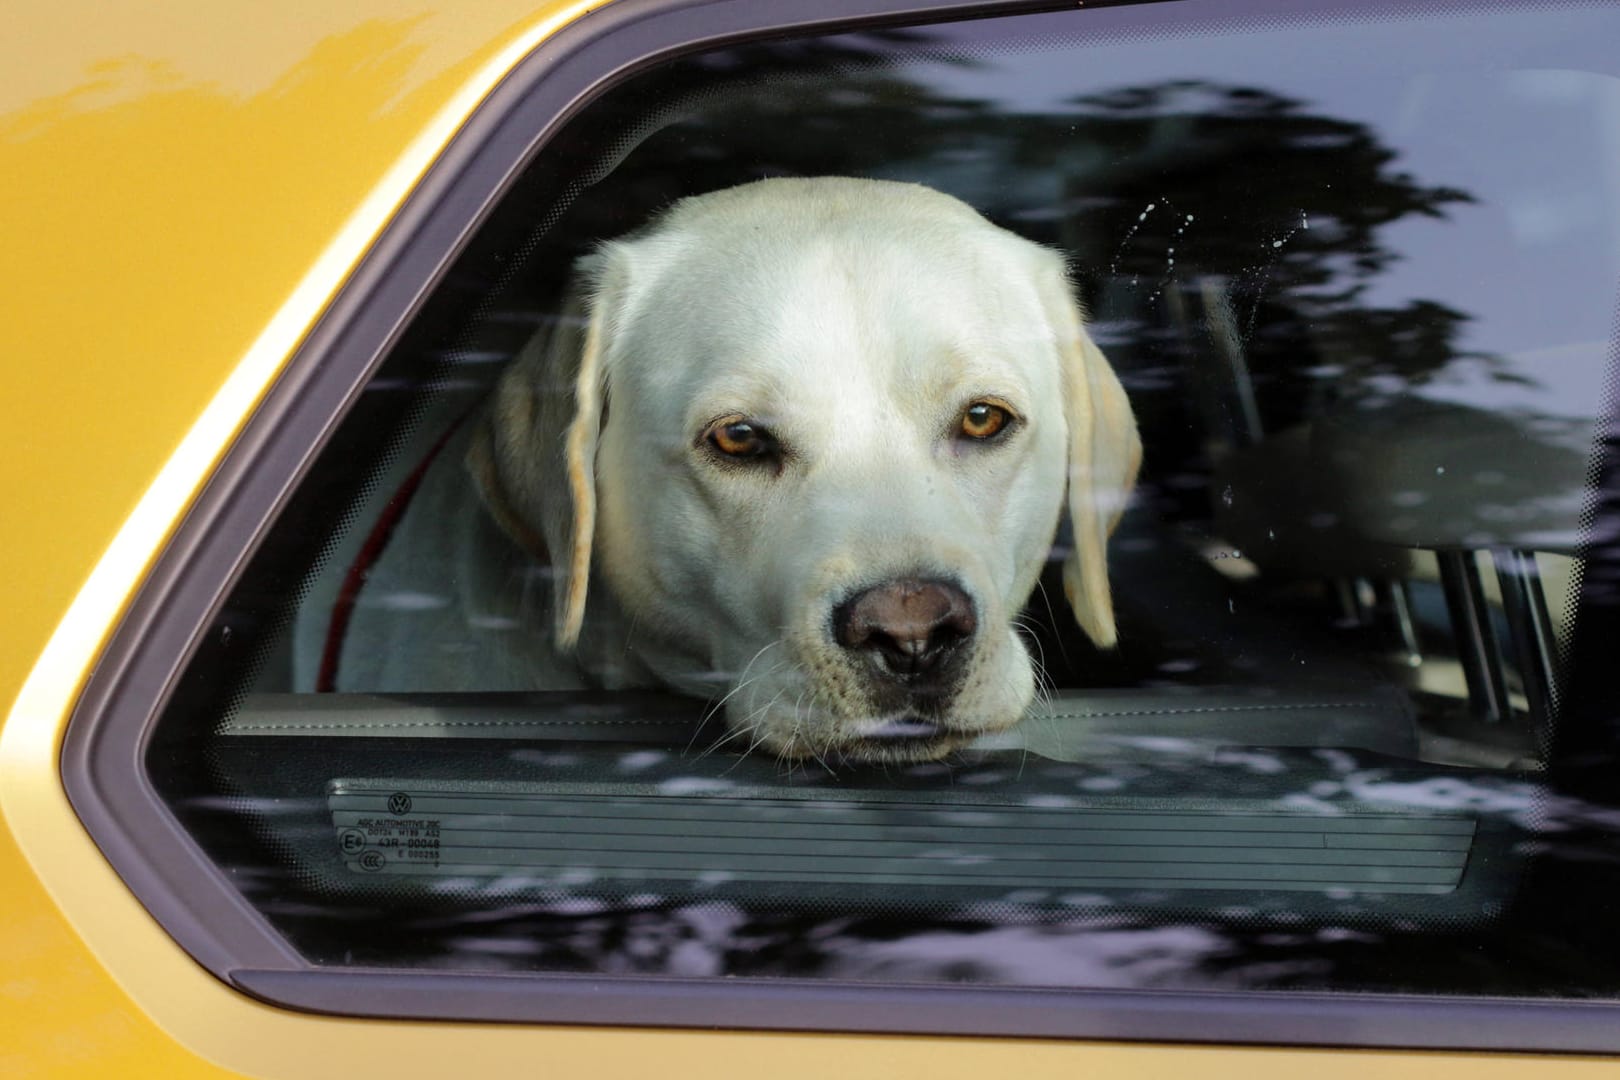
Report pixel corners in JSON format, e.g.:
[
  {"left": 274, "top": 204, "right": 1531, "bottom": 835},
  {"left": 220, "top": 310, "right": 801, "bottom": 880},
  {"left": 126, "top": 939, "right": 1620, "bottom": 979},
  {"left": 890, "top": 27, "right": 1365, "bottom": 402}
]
[{"left": 6, "top": 0, "right": 1620, "bottom": 1076}]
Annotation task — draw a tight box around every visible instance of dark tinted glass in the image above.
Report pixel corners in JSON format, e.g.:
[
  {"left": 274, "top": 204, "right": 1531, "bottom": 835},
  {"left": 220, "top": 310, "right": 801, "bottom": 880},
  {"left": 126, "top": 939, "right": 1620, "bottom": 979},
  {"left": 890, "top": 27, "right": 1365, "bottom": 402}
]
[{"left": 146, "top": 0, "right": 1620, "bottom": 1012}]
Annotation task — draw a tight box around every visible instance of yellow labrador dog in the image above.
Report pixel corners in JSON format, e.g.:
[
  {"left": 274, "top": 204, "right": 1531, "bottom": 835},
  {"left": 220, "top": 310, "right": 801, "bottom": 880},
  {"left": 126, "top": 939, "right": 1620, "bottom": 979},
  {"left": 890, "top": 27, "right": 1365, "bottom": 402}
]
[{"left": 308, "top": 177, "right": 1138, "bottom": 764}]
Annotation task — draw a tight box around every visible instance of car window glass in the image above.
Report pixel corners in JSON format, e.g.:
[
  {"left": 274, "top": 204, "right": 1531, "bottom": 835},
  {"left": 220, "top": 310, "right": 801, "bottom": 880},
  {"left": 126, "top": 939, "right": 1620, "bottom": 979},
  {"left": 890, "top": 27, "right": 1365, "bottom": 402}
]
[{"left": 132, "top": 0, "right": 1620, "bottom": 1019}]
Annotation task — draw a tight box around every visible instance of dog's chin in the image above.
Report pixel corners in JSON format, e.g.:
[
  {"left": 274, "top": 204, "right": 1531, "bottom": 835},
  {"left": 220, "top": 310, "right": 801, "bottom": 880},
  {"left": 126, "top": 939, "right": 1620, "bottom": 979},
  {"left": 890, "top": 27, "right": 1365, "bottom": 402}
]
[
  {"left": 838, "top": 717, "right": 972, "bottom": 764},
  {"left": 760, "top": 714, "right": 981, "bottom": 766}
]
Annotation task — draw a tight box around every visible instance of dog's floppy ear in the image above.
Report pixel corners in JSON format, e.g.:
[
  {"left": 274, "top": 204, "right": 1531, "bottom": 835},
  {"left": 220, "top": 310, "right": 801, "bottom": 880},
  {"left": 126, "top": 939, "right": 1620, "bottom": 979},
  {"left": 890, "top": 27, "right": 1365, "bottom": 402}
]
[
  {"left": 466, "top": 248, "right": 628, "bottom": 651},
  {"left": 1036, "top": 257, "right": 1142, "bottom": 649}
]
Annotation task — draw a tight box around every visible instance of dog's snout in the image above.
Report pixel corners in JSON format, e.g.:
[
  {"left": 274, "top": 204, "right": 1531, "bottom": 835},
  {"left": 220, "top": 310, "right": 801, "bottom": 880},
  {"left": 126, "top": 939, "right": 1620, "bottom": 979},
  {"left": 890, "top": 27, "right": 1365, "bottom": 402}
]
[{"left": 833, "top": 579, "right": 977, "bottom": 685}]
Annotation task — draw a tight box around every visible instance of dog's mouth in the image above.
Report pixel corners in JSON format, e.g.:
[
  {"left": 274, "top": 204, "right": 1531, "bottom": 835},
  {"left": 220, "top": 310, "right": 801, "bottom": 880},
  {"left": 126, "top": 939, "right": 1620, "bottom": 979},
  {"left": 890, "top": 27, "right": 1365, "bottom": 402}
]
[
  {"left": 852, "top": 715, "right": 948, "bottom": 742},
  {"left": 695, "top": 708, "right": 979, "bottom": 766},
  {"left": 834, "top": 714, "right": 965, "bottom": 762}
]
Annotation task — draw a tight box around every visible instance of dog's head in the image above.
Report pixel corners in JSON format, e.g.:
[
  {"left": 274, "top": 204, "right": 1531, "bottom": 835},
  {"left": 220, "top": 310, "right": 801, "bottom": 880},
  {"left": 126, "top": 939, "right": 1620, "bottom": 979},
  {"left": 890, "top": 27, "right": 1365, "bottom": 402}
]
[{"left": 469, "top": 178, "right": 1139, "bottom": 763}]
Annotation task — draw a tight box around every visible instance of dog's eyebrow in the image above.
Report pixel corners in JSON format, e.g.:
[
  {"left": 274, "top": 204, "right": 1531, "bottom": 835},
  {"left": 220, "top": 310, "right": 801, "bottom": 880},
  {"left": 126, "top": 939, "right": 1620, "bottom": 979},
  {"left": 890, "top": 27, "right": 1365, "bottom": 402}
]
[
  {"left": 683, "top": 375, "right": 792, "bottom": 426},
  {"left": 923, "top": 338, "right": 1029, "bottom": 378},
  {"left": 903, "top": 347, "right": 1034, "bottom": 406}
]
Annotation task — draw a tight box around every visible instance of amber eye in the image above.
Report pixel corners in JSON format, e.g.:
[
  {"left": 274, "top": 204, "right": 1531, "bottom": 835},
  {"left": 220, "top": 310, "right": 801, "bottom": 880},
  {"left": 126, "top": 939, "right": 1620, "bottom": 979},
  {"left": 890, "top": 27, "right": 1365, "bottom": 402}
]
[
  {"left": 960, "top": 402, "right": 1013, "bottom": 440},
  {"left": 705, "top": 416, "right": 776, "bottom": 460}
]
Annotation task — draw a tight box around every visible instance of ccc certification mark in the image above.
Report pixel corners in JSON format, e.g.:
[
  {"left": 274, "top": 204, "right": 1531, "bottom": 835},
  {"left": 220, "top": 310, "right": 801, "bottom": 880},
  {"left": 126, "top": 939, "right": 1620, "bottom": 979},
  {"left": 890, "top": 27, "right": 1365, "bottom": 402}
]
[
  {"left": 358, "top": 850, "right": 387, "bottom": 872},
  {"left": 387, "top": 792, "right": 413, "bottom": 816}
]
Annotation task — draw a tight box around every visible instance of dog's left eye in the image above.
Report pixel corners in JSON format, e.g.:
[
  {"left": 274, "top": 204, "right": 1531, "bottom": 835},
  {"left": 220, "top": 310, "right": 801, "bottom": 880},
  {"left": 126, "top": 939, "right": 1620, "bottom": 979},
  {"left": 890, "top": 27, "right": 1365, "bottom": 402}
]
[
  {"left": 704, "top": 416, "right": 778, "bottom": 460},
  {"left": 959, "top": 401, "right": 1014, "bottom": 441}
]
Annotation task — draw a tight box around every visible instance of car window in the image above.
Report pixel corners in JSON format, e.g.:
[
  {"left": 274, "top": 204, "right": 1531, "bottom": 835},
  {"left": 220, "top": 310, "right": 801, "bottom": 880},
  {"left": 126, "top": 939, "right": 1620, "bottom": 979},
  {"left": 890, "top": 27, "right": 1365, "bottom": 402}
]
[{"left": 73, "top": 0, "right": 1620, "bottom": 1045}]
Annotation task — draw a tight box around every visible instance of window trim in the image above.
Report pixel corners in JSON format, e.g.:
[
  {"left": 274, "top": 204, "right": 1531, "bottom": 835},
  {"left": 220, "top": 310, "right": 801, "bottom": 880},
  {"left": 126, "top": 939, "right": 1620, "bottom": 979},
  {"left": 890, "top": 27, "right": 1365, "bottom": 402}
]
[{"left": 60, "top": 0, "right": 1620, "bottom": 1048}]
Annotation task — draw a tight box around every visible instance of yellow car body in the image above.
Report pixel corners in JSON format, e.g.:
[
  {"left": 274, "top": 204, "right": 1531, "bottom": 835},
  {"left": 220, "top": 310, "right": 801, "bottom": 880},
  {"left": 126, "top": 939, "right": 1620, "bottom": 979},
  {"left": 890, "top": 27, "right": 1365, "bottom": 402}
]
[{"left": 2, "top": 2, "right": 1616, "bottom": 1076}]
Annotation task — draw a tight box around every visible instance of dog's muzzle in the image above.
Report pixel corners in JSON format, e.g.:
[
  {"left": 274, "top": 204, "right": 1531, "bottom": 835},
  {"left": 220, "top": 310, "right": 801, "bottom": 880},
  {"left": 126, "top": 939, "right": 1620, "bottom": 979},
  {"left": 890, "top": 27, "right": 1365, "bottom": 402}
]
[{"left": 831, "top": 577, "right": 977, "bottom": 713}]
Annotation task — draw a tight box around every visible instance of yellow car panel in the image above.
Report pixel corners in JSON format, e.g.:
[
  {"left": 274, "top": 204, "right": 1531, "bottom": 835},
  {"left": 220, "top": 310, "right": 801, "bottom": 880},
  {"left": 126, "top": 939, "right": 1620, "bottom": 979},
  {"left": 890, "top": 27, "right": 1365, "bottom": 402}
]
[{"left": 2, "top": 1, "right": 1616, "bottom": 1076}]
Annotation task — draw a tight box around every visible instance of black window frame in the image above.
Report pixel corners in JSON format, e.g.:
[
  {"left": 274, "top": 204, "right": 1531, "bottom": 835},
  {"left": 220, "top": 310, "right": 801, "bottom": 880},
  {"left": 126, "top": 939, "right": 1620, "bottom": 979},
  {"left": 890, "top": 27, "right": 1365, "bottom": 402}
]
[{"left": 60, "top": 0, "right": 1620, "bottom": 1049}]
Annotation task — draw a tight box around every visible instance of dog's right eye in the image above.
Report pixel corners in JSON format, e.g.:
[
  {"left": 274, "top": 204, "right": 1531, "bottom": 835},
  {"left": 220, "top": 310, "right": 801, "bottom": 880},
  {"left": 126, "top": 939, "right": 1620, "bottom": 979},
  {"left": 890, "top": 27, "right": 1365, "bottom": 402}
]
[{"left": 704, "top": 416, "right": 777, "bottom": 461}]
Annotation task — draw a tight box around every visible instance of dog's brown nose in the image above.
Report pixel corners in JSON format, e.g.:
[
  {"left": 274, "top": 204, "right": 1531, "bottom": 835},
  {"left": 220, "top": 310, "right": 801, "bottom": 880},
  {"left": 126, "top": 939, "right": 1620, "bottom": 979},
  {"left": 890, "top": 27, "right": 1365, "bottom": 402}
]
[{"left": 833, "top": 578, "right": 977, "bottom": 687}]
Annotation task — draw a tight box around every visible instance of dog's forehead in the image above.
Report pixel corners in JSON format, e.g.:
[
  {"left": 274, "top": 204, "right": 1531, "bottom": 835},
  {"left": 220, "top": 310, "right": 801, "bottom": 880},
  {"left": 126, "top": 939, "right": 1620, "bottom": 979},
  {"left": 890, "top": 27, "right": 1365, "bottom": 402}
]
[{"left": 612, "top": 200, "right": 1059, "bottom": 410}]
